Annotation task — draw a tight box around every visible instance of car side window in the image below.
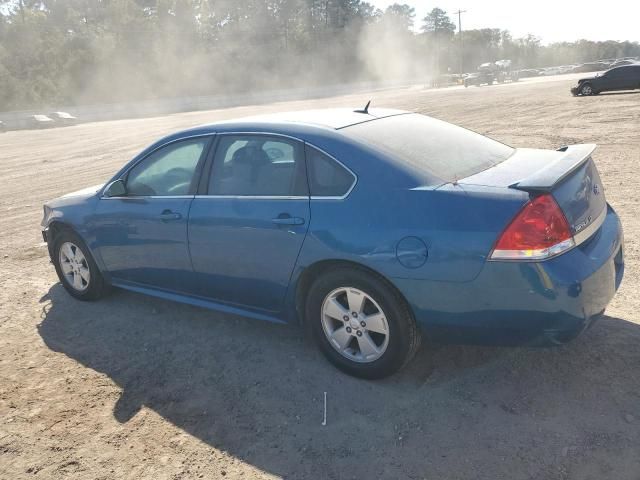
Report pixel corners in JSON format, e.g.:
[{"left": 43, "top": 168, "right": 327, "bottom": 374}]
[
  {"left": 126, "top": 138, "right": 208, "bottom": 196},
  {"left": 208, "top": 135, "right": 307, "bottom": 196},
  {"left": 607, "top": 68, "right": 622, "bottom": 77},
  {"left": 305, "top": 145, "right": 355, "bottom": 197}
]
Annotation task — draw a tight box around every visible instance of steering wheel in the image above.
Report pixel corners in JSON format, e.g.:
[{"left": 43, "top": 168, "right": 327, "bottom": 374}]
[
  {"left": 166, "top": 167, "right": 192, "bottom": 181},
  {"left": 167, "top": 182, "right": 192, "bottom": 195},
  {"left": 165, "top": 167, "right": 193, "bottom": 194},
  {"left": 265, "top": 147, "right": 284, "bottom": 161}
]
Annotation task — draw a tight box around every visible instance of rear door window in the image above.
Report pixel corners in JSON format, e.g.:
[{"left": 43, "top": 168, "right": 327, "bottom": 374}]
[{"left": 208, "top": 135, "right": 308, "bottom": 196}]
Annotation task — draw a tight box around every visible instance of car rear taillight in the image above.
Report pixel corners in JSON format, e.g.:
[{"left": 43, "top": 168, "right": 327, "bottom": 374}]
[{"left": 490, "top": 194, "right": 575, "bottom": 261}]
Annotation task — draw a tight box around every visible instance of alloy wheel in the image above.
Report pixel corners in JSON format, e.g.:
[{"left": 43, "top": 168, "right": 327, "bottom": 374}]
[
  {"left": 320, "top": 287, "right": 390, "bottom": 363},
  {"left": 59, "top": 241, "right": 90, "bottom": 292}
]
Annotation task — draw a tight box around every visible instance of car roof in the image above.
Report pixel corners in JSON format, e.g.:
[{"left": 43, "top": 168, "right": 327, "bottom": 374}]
[
  {"left": 139, "top": 108, "right": 412, "bottom": 170},
  {"left": 608, "top": 64, "right": 639, "bottom": 71},
  {"left": 200, "top": 108, "right": 408, "bottom": 131}
]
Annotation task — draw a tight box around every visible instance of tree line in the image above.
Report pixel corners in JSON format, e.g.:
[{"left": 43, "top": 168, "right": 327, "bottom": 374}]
[{"left": 1, "top": 0, "right": 639, "bottom": 111}]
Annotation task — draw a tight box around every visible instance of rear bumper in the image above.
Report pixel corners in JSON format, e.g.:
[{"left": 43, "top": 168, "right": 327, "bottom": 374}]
[
  {"left": 395, "top": 205, "right": 624, "bottom": 346},
  {"left": 570, "top": 86, "right": 579, "bottom": 95}
]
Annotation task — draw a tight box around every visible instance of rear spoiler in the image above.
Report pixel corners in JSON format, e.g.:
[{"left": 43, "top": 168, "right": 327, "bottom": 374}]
[{"left": 509, "top": 144, "right": 596, "bottom": 192}]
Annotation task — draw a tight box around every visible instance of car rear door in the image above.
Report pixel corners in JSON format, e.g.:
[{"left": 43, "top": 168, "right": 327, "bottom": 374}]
[
  {"left": 626, "top": 66, "right": 640, "bottom": 90},
  {"left": 187, "top": 134, "right": 310, "bottom": 313},
  {"left": 92, "top": 136, "right": 212, "bottom": 292}
]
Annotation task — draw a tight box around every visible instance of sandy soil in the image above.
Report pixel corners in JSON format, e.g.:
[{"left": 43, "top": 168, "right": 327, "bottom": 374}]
[{"left": 1, "top": 76, "right": 639, "bottom": 480}]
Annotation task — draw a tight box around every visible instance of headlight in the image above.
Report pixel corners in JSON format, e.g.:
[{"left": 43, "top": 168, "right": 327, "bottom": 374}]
[{"left": 41, "top": 205, "right": 51, "bottom": 227}]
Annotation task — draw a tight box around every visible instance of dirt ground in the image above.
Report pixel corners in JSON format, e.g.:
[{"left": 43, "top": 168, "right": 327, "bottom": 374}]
[{"left": 1, "top": 75, "right": 639, "bottom": 480}]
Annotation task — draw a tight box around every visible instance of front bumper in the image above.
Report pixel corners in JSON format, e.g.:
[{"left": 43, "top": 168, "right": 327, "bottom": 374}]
[
  {"left": 571, "top": 86, "right": 579, "bottom": 95},
  {"left": 395, "top": 205, "right": 624, "bottom": 346}
]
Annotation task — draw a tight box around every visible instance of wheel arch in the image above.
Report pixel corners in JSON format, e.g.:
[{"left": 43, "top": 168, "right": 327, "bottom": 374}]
[
  {"left": 293, "top": 259, "right": 414, "bottom": 326},
  {"left": 45, "top": 220, "right": 76, "bottom": 257},
  {"left": 47, "top": 219, "right": 75, "bottom": 237},
  {"left": 45, "top": 220, "right": 107, "bottom": 275}
]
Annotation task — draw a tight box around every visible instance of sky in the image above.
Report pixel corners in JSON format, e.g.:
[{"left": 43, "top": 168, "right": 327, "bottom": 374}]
[{"left": 370, "top": 0, "right": 640, "bottom": 44}]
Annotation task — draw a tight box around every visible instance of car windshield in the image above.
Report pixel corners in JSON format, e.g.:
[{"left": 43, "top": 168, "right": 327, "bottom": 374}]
[{"left": 343, "top": 113, "right": 514, "bottom": 183}]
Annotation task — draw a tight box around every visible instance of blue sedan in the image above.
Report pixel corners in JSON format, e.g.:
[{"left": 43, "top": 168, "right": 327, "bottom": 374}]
[{"left": 42, "top": 108, "right": 624, "bottom": 378}]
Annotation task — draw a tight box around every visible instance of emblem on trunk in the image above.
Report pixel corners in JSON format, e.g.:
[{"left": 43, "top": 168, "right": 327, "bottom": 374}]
[
  {"left": 574, "top": 215, "right": 592, "bottom": 233},
  {"left": 593, "top": 184, "right": 600, "bottom": 195}
]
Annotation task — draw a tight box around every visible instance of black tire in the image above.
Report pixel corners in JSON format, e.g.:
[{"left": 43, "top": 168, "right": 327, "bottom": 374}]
[
  {"left": 580, "top": 82, "right": 594, "bottom": 96},
  {"left": 305, "top": 267, "right": 421, "bottom": 379},
  {"left": 52, "top": 228, "right": 109, "bottom": 301}
]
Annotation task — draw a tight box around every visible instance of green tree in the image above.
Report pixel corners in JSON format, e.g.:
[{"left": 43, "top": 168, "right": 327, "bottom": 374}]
[
  {"left": 382, "top": 3, "right": 415, "bottom": 31},
  {"left": 421, "top": 7, "right": 455, "bottom": 36},
  {"left": 0, "top": 0, "right": 639, "bottom": 111}
]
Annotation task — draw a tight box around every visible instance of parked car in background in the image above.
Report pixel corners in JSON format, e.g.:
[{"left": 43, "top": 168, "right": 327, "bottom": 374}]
[
  {"left": 572, "top": 65, "right": 640, "bottom": 96},
  {"left": 49, "top": 111, "right": 78, "bottom": 126},
  {"left": 539, "top": 67, "right": 563, "bottom": 76},
  {"left": 41, "top": 108, "right": 624, "bottom": 379},
  {"left": 29, "top": 114, "right": 56, "bottom": 128},
  {"left": 572, "top": 62, "right": 610, "bottom": 73},
  {"left": 464, "top": 70, "right": 495, "bottom": 87},
  {"left": 517, "top": 69, "right": 540, "bottom": 78}
]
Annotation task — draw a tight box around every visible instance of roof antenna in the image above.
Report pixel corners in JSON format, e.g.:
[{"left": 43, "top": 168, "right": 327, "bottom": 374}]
[{"left": 355, "top": 100, "right": 371, "bottom": 114}]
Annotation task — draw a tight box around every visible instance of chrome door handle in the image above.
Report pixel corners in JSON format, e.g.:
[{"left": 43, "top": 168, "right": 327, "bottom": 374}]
[
  {"left": 159, "top": 210, "right": 182, "bottom": 221},
  {"left": 272, "top": 215, "right": 305, "bottom": 226}
]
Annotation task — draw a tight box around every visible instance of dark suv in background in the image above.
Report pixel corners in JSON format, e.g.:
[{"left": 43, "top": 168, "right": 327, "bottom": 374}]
[{"left": 572, "top": 65, "right": 640, "bottom": 96}]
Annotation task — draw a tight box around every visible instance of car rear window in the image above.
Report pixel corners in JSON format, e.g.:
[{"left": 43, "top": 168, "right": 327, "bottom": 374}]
[{"left": 343, "top": 113, "right": 514, "bottom": 183}]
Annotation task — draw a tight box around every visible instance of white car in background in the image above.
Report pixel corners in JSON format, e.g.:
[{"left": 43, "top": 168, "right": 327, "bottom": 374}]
[
  {"left": 49, "top": 111, "right": 78, "bottom": 126},
  {"left": 30, "top": 114, "right": 56, "bottom": 128},
  {"left": 539, "top": 67, "right": 564, "bottom": 76}
]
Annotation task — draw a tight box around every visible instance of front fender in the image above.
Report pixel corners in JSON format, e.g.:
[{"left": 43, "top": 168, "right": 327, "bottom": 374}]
[{"left": 42, "top": 191, "right": 106, "bottom": 272}]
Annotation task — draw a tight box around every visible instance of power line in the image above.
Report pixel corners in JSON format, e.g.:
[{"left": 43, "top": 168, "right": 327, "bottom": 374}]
[{"left": 452, "top": 9, "right": 466, "bottom": 74}]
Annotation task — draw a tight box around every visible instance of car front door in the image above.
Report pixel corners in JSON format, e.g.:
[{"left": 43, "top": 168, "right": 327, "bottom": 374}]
[
  {"left": 603, "top": 68, "right": 627, "bottom": 91},
  {"left": 188, "top": 134, "right": 310, "bottom": 313},
  {"left": 92, "top": 136, "right": 212, "bottom": 292}
]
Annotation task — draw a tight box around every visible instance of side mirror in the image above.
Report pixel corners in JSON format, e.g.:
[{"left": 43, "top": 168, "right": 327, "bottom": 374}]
[{"left": 103, "top": 179, "right": 127, "bottom": 198}]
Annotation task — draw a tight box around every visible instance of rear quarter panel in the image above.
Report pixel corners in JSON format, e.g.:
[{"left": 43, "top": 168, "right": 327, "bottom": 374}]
[{"left": 296, "top": 163, "right": 529, "bottom": 285}]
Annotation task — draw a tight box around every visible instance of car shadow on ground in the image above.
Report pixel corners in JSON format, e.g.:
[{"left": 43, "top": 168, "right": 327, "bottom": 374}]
[{"left": 37, "top": 283, "right": 640, "bottom": 479}]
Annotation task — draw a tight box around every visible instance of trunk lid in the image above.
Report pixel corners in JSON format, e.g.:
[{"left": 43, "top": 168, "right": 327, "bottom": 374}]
[{"left": 460, "top": 145, "right": 607, "bottom": 240}]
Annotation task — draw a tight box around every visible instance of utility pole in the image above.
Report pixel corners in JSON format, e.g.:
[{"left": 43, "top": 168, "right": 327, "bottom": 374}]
[{"left": 453, "top": 9, "right": 467, "bottom": 75}]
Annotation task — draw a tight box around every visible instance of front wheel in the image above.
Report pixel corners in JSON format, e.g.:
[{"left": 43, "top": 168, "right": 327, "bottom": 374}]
[
  {"left": 580, "top": 83, "right": 594, "bottom": 96},
  {"left": 305, "top": 268, "right": 421, "bottom": 379},
  {"left": 52, "top": 229, "right": 109, "bottom": 300}
]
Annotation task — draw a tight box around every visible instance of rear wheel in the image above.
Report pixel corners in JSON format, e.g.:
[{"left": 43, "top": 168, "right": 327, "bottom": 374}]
[
  {"left": 580, "top": 83, "right": 594, "bottom": 96},
  {"left": 52, "top": 229, "right": 108, "bottom": 300},
  {"left": 305, "top": 268, "right": 421, "bottom": 379}
]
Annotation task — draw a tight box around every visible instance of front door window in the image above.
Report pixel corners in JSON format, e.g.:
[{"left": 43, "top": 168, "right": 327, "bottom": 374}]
[{"left": 127, "top": 138, "right": 208, "bottom": 196}]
